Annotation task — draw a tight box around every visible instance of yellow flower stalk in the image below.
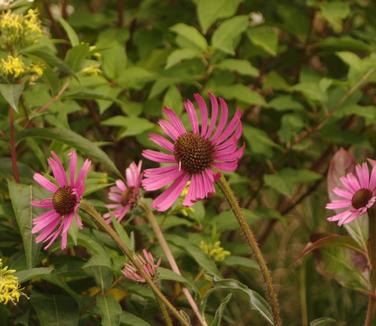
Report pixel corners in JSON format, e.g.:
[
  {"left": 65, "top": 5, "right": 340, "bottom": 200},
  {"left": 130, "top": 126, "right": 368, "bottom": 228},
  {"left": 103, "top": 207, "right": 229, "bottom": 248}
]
[
  {"left": 0, "top": 10, "right": 23, "bottom": 33},
  {"left": 200, "top": 241, "right": 231, "bottom": 262},
  {"left": 24, "top": 9, "right": 42, "bottom": 34},
  {"left": 0, "top": 259, "right": 26, "bottom": 305}
]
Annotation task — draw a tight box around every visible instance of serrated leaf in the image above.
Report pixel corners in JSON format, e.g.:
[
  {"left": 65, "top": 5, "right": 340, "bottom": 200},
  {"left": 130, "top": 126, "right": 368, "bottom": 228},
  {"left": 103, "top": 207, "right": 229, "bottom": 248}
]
[
  {"left": 211, "top": 15, "right": 248, "bottom": 55},
  {"left": 247, "top": 26, "right": 278, "bottom": 56},
  {"left": 170, "top": 23, "right": 208, "bottom": 51},
  {"left": 165, "top": 48, "right": 202, "bottom": 69},
  {"left": 216, "top": 59, "right": 259, "bottom": 77},
  {"left": 196, "top": 0, "right": 242, "bottom": 33},
  {"left": 216, "top": 84, "right": 265, "bottom": 106},
  {"left": 17, "top": 128, "right": 122, "bottom": 178},
  {"left": 264, "top": 168, "right": 321, "bottom": 197}
]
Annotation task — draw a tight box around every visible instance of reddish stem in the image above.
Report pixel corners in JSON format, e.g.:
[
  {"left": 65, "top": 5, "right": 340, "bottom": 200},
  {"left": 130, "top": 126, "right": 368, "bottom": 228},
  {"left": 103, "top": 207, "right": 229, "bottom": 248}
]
[{"left": 9, "top": 107, "right": 20, "bottom": 183}]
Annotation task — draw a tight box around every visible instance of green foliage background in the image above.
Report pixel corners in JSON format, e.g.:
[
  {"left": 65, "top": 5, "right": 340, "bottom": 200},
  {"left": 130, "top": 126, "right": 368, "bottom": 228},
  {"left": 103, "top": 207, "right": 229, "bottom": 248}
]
[{"left": 1, "top": 0, "right": 376, "bottom": 325}]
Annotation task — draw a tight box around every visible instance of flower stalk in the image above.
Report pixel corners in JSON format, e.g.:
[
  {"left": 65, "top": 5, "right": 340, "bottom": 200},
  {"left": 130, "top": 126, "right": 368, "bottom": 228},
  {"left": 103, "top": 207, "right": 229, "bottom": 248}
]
[
  {"left": 366, "top": 206, "right": 376, "bottom": 326},
  {"left": 217, "top": 174, "right": 282, "bottom": 326},
  {"left": 80, "top": 200, "right": 191, "bottom": 326},
  {"left": 139, "top": 198, "right": 207, "bottom": 326}
]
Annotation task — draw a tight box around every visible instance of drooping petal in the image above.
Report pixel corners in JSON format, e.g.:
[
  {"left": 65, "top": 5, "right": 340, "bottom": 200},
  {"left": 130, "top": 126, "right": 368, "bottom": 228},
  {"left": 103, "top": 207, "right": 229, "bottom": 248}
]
[
  {"left": 143, "top": 167, "right": 183, "bottom": 191},
  {"left": 210, "top": 97, "right": 228, "bottom": 142},
  {"left": 33, "top": 173, "right": 58, "bottom": 193},
  {"left": 325, "top": 200, "right": 351, "bottom": 210},
  {"left": 48, "top": 152, "right": 68, "bottom": 187},
  {"left": 159, "top": 120, "right": 180, "bottom": 141},
  {"left": 152, "top": 173, "right": 189, "bottom": 211},
  {"left": 205, "top": 93, "right": 219, "bottom": 139},
  {"left": 75, "top": 159, "right": 91, "bottom": 195},
  {"left": 69, "top": 151, "right": 77, "bottom": 186},
  {"left": 32, "top": 198, "right": 53, "bottom": 208},
  {"left": 142, "top": 150, "right": 176, "bottom": 163},
  {"left": 163, "top": 107, "right": 186, "bottom": 136}
]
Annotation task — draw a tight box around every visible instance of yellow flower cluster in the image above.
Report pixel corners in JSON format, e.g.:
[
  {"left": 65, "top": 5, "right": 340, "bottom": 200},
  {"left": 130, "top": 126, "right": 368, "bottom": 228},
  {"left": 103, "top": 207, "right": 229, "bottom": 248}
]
[
  {"left": 0, "top": 9, "right": 42, "bottom": 47},
  {"left": 0, "top": 259, "right": 26, "bottom": 305},
  {"left": 200, "top": 241, "right": 231, "bottom": 262},
  {"left": 0, "top": 55, "right": 44, "bottom": 81}
]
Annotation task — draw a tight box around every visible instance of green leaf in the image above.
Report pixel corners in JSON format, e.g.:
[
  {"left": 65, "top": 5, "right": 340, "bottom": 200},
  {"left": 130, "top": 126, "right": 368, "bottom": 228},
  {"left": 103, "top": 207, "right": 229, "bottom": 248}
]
[
  {"left": 202, "top": 278, "right": 273, "bottom": 325},
  {"left": 210, "top": 293, "right": 232, "bottom": 326},
  {"left": 31, "top": 293, "right": 79, "bottom": 326},
  {"left": 8, "top": 181, "right": 38, "bottom": 269},
  {"left": 97, "top": 296, "right": 122, "bottom": 326},
  {"left": 320, "top": 2, "right": 350, "bottom": 31},
  {"left": 112, "top": 217, "right": 133, "bottom": 250},
  {"left": 170, "top": 23, "right": 208, "bottom": 51},
  {"left": 102, "top": 42, "right": 127, "bottom": 80},
  {"left": 59, "top": 18, "right": 80, "bottom": 46},
  {"left": 165, "top": 48, "right": 202, "bottom": 69},
  {"left": 215, "top": 84, "right": 265, "bottom": 106},
  {"left": 264, "top": 168, "right": 321, "bottom": 197},
  {"left": 167, "top": 235, "right": 221, "bottom": 278},
  {"left": 118, "top": 67, "right": 155, "bottom": 89},
  {"left": 120, "top": 312, "right": 152, "bottom": 326},
  {"left": 222, "top": 256, "right": 259, "bottom": 270},
  {"left": 243, "top": 126, "right": 280, "bottom": 157},
  {"left": 278, "top": 114, "right": 304, "bottom": 144},
  {"left": 102, "top": 116, "right": 154, "bottom": 138},
  {"left": 211, "top": 15, "right": 248, "bottom": 55},
  {"left": 0, "top": 83, "right": 24, "bottom": 112},
  {"left": 196, "top": 0, "right": 242, "bottom": 33},
  {"left": 163, "top": 86, "right": 183, "bottom": 114},
  {"left": 17, "top": 128, "right": 122, "bottom": 178},
  {"left": 158, "top": 267, "right": 191, "bottom": 284},
  {"left": 310, "top": 317, "right": 337, "bottom": 326},
  {"left": 64, "top": 43, "right": 90, "bottom": 72},
  {"left": 247, "top": 26, "right": 278, "bottom": 56},
  {"left": 15, "top": 267, "right": 53, "bottom": 283},
  {"left": 216, "top": 59, "right": 259, "bottom": 77},
  {"left": 268, "top": 95, "right": 303, "bottom": 111},
  {"left": 292, "top": 82, "right": 328, "bottom": 103}
]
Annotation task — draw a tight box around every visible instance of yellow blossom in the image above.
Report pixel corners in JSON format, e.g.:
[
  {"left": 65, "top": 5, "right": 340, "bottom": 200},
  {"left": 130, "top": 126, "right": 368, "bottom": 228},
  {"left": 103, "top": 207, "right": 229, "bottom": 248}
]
[
  {"left": 200, "top": 241, "right": 231, "bottom": 262},
  {"left": 28, "top": 62, "right": 45, "bottom": 82},
  {"left": 0, "top": 55, "right": 26, "bottom": 79},
  {"left": 0, "top": 259, "right": 26, "bottom": 305},
  {"left": 0, "top": 10, "right": 23, "bottom": 33},
  {"left": 24, "top": 9, "right": 42, "bottom": 34},
  {"left": 80, "top": 64, "right": 101, "bottom": 76}
]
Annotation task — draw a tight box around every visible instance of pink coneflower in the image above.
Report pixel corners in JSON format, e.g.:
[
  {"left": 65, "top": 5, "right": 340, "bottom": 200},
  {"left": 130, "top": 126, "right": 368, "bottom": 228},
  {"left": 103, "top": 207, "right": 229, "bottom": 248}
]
[
  {"left": 104, "top": 161, "right": 142, "bottom": 223},
  {"left": 142, "top": 93, "right": 244, "bottom": 211},
  {"left": 32, "top": 151, "right": 91, "bottom": 249},
  {"left": 326, "top": 162, "right": 376, "bottom": 226},
  {"left": 122, "top": 249, "right": 161, "bottom": 283}
]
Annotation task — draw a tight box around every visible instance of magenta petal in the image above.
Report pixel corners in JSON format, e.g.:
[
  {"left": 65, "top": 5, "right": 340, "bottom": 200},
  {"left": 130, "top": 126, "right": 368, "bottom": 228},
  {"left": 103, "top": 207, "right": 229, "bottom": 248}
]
[
  {"left": 143, "top": 168, "right": 183, "bottom": 191},
  {"left": 332, "top": 187, "right": 353, "bottom": 200},
  {"left": 326, "top": 200, "right": 351, "bottom": 209},
  {"left": 163, "top": 107, "right": 186, "bottom": 135},
  {"left": 32, "top": 198, "right": 53, "bottom": 208},
  {"left": 210, "top": 97, "right": 228, "bottom": 142},
  {"left": 184, "top": 99, "right": 199, "bottom": 134},
  {"left": 116, "top": 180, "right": 126, "bottom": 192},
  {"left": 205, "top": 93, "right": 219, "bottom": 139},
  {"left": 214, "top": 109, "right": 241, "bottom": 145},
  {"left": 149, "top": 133, "right": 174, "bottom": 152},
  {"left": 356, "top": 163, "right": 369, "bottom": 189},
  {"left": 33, "top": 173, "right": 58, "bottom": 193},
  {"left": 152, "top": 173, "right": 189, "bottom": 211},
  {"left": 194, "top": 93, "right": 208, "bottom": 137},
  {"left": 213, "top": 161, "right": 238, "bottom": 172},
  {"left": 49, "top": 152, "right": 68, "bottom": 187},
  {"left": 142, "top": 150, "right": 176, "bottom": 163},
  {"left": 159, "top": 119, "right": 180, "bottom": 141},
  {"left": 370, "top": 164, "right": 376, "bottom": 190},
  {"left": 69, "top": 151, "right": 77, "bottom": 186},
  {"left": 75, "top": 159, "right": 91, "bottom": 195}
]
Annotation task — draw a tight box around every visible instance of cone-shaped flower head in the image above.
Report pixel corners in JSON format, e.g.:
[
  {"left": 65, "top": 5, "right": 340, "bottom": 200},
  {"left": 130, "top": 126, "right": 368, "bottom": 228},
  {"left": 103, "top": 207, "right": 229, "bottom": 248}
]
[
  {"left": 32, "top": 151, "right": 91, "bottom": 249},
  {"left": 122, "top": 249, "right": 161, "bottom": 283},
  {"left": 326, "top": 162, "right": 376, "bottom": 226},
  {"left": 142, "top": 93, "right": 244, "bottom": 211},
  {"left": 104, "top": 161, "right": 142, "bottom": 223}
]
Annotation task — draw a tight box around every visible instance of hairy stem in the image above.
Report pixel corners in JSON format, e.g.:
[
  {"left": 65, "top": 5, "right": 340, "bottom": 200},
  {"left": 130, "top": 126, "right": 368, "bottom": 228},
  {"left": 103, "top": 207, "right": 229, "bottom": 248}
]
[
  {"left": 9, "top": 107, "right": 20, "bottom": 183},
  {"left": 139, "top": 199, "right": 207, "bottom": 326},
  {"left": 366, "top": 206, "right": 376, "bottom": 326},
  {"left": 217, "top": 175, "right": 282, "bottom": 326},
  {"left": 80, "top": 200, "right": 191, "bottom": 326}
]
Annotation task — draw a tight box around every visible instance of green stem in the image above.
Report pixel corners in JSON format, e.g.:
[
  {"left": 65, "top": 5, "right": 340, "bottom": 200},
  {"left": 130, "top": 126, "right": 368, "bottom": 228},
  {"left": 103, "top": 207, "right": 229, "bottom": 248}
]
[
  {"left": 139, "top": 199, "right": 207, "bottom": 326},
  {"left": 80, "top": 200, "right": 191, "bottom": 326},
  {"left": 217, "top": 175, "right": 282, "bottom": 326},
  {"left": 365, "top": 206, "right": 376, "bottom": 326}
]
